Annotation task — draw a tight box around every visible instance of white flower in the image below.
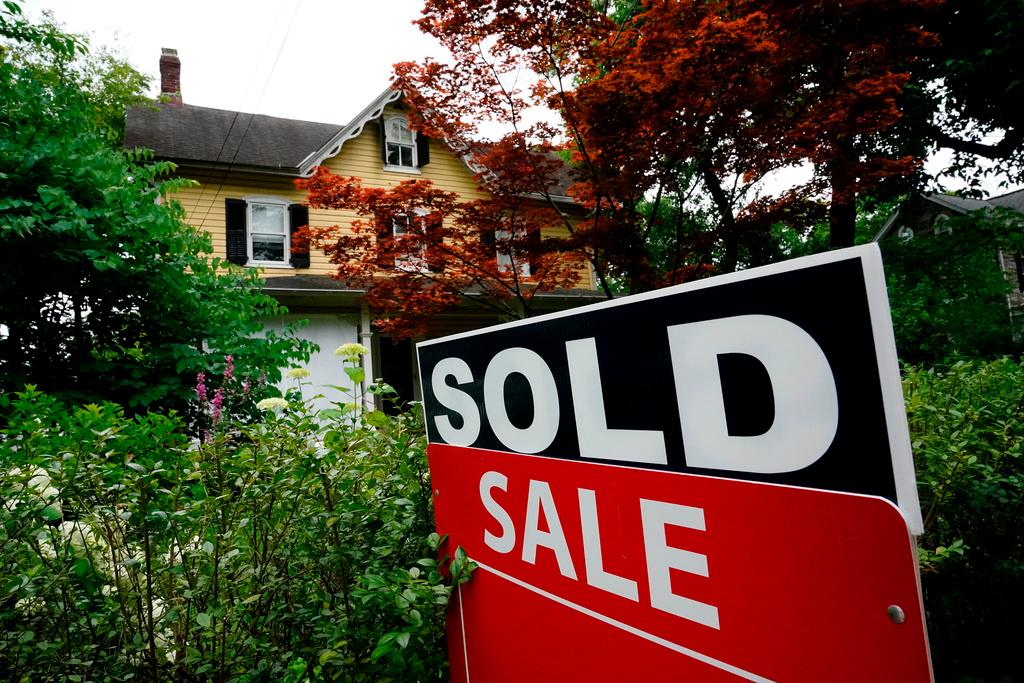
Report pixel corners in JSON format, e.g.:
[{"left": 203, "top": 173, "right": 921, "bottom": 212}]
[
  {"left": 8, "top": 466, "right": 55, "bottom": 498},
  {"left": 34, "top": 529, "right": 57, "bottom": 560},
  {"left": 15, "top": 596, "right": 43, "bottom": 614},
  {"left": 26, "top": 467, "right": 51, "bottom": 494},
  {"left": 59, "top": 520, "right": 108, "bottom": 556},
  {"left": 256, "top": 397, "right": 288, "bottom": 412},
  {"left": 7, "top": 466, "right": 62, "bottom": 518},
  {"left": 150, "top": 596, "right": 167, "bottom": 622},
  {"left": 286, "top": 367, "right": 311, "bottom": 379},
  {"left": 334, "top": 343, "right": 369, "bottom": 358}
]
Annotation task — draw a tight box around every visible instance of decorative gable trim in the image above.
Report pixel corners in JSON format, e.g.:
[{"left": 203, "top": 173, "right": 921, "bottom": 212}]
[{"left": 297, "top": 88, "right": 403, "bottom": 177}]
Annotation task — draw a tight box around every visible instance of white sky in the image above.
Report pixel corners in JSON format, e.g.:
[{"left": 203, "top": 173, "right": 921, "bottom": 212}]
[
  {"left": 23, "top": 0, "right": 1016, "bottom": 196},
  {"left": 30, "top": 0, "right": 448, "bottom": 125}
]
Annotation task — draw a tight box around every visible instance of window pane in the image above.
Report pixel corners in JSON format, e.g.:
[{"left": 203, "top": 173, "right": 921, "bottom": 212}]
[
  {"left": 388, "top": 118, "right": 413, "bottom": 143},
  {"left": 400, "top": 145, "right": 414, "bottom": 167},
  {"left": 251, "top": 204, "right": 285, "bottom": 233},
  {"left": 393, "top": 214, "right": 425, "bottom": 270},
  {"left": 252, "top": 235, "right": 286, "bottom": 262},
  {"left": 387, "top": 143, "right": 401, "bottom": 166},
  {"left": 393, "top": 214, "right": 412, "bottom": 236}
]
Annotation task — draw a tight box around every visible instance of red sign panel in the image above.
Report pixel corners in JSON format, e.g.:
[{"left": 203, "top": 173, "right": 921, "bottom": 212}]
[{"left": 431, "top": 444, "right": 931, "bottom": 682}]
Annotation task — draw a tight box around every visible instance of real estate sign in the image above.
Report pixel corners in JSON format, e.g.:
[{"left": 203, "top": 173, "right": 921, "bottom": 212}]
[{"left": 417, "top": 244, "right": 932, "bottom": 682}]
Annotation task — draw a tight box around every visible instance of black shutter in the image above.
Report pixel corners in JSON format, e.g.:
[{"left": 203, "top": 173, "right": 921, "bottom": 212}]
[
  {"left": 289, "top": 204, "right": 310, "bottom": 268},
  {"left": 225, "top": 198, "right": 248, "bottom": 265},
  {"left": 481, "top": 227, "right": 496, "bottom": 249},
  {"left": 376, "top": 215, "right": 394, "bottom": 269},
  {"left": 527, "top": 227, "right": 542, "bottom": 279},
  {"left": 379, "top": 117, "right": 388, "bottom": 163},
  {"left": 425, "top": 215, "right": 445, "bottom": 273},
  {"left": 416, "top": 133, "right": 430, "bottom": 167}
]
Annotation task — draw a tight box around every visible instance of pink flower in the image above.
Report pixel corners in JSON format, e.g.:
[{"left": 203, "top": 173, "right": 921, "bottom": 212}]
[
  {"left": 211, "top": 388, "right": 225, "bottom": 423},
  {"left": 195, "top": 373, "right": 207, "bottom": 403},
  {"left": 224, "top": 355, "right": 235, "bottom": 383}
]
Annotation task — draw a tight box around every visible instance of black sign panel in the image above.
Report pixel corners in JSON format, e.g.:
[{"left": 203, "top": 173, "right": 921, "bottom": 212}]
[{"left": 416, "top": 246, "right": 921, "bottom": 532}]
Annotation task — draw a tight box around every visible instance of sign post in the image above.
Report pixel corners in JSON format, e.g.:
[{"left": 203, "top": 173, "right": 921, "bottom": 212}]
[{"left": 417, "top": 245, "right": 933, "bottom": 682}]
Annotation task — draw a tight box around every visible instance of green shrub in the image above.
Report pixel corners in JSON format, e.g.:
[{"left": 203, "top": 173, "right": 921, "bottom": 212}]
[
  {"left": 905, "top": 359, "right": 1024, "bottom": 681},
  {"left": 0, "top": 373, "right": 464, "bottom": 681}
]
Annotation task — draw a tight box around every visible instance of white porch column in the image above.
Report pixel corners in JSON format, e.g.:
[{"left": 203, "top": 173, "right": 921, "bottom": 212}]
[{"left": 360, "top": 303, "right": 375, "bottom": 410}]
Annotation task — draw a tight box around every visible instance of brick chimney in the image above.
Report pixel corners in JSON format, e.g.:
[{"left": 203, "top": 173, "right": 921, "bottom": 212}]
[{"left": 159, "top": 48, "right": 183, "bottom": 107}]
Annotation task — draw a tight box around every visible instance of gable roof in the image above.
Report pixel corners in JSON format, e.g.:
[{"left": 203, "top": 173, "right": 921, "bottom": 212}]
[
  {"left": 297, "top": 88, "right": 402, "bottom": 177},
  {"left": 875, "top": 189, "right": 1024, "bottom": 240},
  {"left": 124, "top": 89, "right": 578, "bottom": 201},
  {"left": 989, "top": 187, "right": 1024, "bottom": 213},
  {"left": 124, "top": 103, "right": 342, "bottom": 174}
]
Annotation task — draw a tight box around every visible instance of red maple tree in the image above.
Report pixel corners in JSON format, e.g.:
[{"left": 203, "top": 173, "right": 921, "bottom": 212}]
[
  {"left": 295, "top": 163, "right": 586, "bottom": 338},
  {"left": 301, "top": 0, "right": 937, "bottom": 334}
]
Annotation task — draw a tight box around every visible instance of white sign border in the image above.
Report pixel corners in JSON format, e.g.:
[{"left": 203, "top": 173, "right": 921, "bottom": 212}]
[{"left": 417, "top": 244, "right": 924, "bottom": 534}]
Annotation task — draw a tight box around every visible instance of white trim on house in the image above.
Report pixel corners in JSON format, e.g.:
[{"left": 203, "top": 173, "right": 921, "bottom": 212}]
[
  {"left": 244, "top": 195, "right": 293, "bottom": 267},
  {"left": 298, "top": 88, "right": 403, "bottom": 177}
]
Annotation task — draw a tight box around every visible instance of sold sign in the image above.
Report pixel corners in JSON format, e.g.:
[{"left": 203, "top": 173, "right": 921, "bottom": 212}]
[{"left": 418, "top": 245, "right": 932, "bottom": 682}]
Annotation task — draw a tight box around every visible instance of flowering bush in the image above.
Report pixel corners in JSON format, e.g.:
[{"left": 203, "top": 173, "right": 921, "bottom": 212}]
[
  {"left": 189, "top": 354, "right": 271, "bottom": 440},
  {"left": 0, "top": 382, "right": 464, "bottom": 681},
  {"left": 904, "top": 359, "right": 1024, "bottom": 680}
]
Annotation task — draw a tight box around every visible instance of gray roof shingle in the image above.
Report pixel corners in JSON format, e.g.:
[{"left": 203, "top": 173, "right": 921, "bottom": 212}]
[
  {"left": 124, "top": 98, "right": 579, "bottom": 200},
  {"left": 124, "top": 103, "right": 342, "bottom": 173},
  {"left": 989, "top": 188, "right": 1024, "bottom": 213}
]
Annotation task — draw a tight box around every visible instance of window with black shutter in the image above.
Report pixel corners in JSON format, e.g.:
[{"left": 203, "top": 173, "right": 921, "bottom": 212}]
[
  {"left": 392, "top": 213, "right": 428, "bottom": 272},
  {"left": 223, "top": 197, "right": 310, "bottom": 269},
  {"left": 381, "top": 115, "right": 430, "bottom": 171},
  {"left": 492, "top": 223, "right": 535, "bottom": 279}
]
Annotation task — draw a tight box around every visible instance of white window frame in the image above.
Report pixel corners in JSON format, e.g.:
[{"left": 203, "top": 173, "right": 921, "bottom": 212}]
[
  {"left": 384, "top": 115, "right": 420, "bottom": 174},
  {"left": 495, "top": 226, "right": 531, "bottom": 278},
  {"left": 392, "top": 209, "right": 429, "bottom": 272},
  {"left": 932, "top": 214, "right": 953, "bottom": 235},
  {"left": 246, "top": 195, "right": 292, "bottom": 268}
]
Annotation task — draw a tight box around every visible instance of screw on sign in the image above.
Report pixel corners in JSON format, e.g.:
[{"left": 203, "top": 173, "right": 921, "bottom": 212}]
[{"left": 418, "top": 246, "right": 933, "bottom": 682}]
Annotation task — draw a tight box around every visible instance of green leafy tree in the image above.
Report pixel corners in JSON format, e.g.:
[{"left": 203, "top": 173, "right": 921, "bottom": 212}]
[
  {"left": 0, "top": 2, "right": 311, "bottom": 411},
  {"left": 883, "top": 208, "right": 1024, "bottom": 364},
  {"left": 916, "top": 0, "right": 1024, "bottom": 190},
  {"left": 0, "top": 367, "right": 463, "bottom": 681},
  {"left": 1, "top": 8, "right": 150, "bottom": 145},
  {"left": 904, "top": 360, "right": 1024, "bottom": 681}
]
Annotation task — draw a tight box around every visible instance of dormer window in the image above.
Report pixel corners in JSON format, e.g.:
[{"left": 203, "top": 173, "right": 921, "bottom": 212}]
[
  {"left": 380, "top": 114, "right": 430, "bottom": 173},
  {"left": 385, "top": 116, "right": 416, "bottom": 169}
]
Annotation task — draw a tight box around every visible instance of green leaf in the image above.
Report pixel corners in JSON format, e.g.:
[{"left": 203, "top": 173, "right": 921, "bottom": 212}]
[
  {"left": 196, "top": 612, "right": 211, "bottom": 628},
  {"left": 344, "top": 366, "right": 366, "bottom": 385},
  {"left": 365, "top": 410, "right": 390, "bottom": 428},
  {"left": 40, "top": 503, "right": 63, "bottom": 521},
  {"left": 72, "top": 558, "right": 92, "bottom": 578}
]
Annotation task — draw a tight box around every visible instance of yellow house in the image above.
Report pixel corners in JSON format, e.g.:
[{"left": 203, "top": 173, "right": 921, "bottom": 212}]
[{"left": 124, "top": 49, "right": 601, "bottom": 409}]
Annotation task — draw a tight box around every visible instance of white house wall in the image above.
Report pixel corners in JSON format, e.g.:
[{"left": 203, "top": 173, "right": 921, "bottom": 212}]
[{"left": 262, "top": 313, "right": 363, "bottom": 413}]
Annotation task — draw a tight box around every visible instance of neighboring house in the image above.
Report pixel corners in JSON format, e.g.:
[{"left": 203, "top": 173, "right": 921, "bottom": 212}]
[
  {"left": 124, "top": 49, "right": 600, "bottom": 410},
  {"left": 875, "top": 188, "right": 1024, "bottom": 340}
]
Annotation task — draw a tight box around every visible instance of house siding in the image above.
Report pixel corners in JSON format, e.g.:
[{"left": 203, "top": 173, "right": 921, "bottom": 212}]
[{"left": 169, "top": 113, "right": 591, "bottom": 286}]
